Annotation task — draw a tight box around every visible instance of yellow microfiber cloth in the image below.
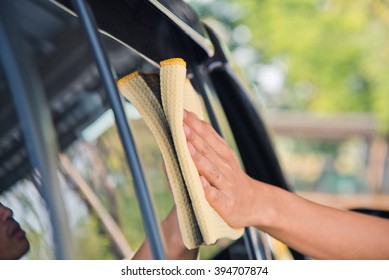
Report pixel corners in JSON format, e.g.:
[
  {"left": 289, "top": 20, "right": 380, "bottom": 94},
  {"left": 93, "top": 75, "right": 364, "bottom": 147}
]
[{"left": 117, "top": 58, "right": 243, "bottom": 249}]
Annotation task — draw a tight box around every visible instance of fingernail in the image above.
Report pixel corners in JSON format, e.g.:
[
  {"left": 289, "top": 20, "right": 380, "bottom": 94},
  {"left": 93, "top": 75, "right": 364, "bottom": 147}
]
[
  {"left": 183, "top": 110, "right": 187, "bottom": 119},
  {"left": 187, "top": 141, "right": 196, "bottom": 156},
  {"left": 183, "top": 124, "right": 190, "bottom": 137}
]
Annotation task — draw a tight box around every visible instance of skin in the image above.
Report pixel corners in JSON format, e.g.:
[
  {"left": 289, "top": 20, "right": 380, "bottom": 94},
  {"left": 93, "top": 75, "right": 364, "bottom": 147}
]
[
  {"left": 183, "top": 109, "right": 389, "bottom": 260},
  {"left": 132, "top": 206, "right": 198, "bottom": 260},
  {"left": 0, "top": 203, "right": 30, "bottom": 259},
  {"left": 132, "top": 163, "right": 198, "bottom": 260}
]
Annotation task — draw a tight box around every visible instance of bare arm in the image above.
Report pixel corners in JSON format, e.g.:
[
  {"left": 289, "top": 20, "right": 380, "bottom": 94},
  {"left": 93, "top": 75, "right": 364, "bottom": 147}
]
[
  {"left": 183, "top": 110, "right": 389, "bottom": 259},
  {"left": 132, "top": 207, "right": 198, "bottom": 260}
]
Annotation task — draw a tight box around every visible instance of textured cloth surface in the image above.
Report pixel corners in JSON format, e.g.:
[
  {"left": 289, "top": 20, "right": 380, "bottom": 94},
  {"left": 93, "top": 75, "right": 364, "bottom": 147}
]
[
  {"left": 118, "top": 58, "right": 243, "bottom": 248},
  {"left": 117, "top": 71, "right": 202, "bottom": 249}
]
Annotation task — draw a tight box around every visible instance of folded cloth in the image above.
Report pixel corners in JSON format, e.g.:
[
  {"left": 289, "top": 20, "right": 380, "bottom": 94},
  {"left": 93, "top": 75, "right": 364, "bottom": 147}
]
[{"left": 118, "top": 58, "right": 243, "bottom": 249}]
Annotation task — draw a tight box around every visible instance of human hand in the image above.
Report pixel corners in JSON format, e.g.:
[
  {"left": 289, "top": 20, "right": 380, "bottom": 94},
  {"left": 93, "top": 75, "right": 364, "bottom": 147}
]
[
  {"left": 161, "top": 206, "right": 198, "bottom": 259},
  {"left": 161, "top": 160, "right": 198, "bottom": 258},
  {"left": 183, "top": 110, "right": 258, "bottom": 228},
  {"left": 132, "top": 164, "right": 198, "bottom": 260}
]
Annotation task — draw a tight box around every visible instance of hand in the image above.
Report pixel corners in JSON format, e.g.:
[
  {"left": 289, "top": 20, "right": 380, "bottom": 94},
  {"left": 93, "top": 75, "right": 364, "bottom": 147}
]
[
  {"left": 161, "top": 161, "right": 198, "bottom": 259},
  {"left": 131, "top": 206, "right": 198, "bottom": 259},
  {"left": 161, "top": 206, "right": 198, "bottom": 260},
  {"left": 183, "top": 110, "right": 258, "bottom": 228},
  {"left": 132, "top": 161, "right": 198, "bottom": 260}
]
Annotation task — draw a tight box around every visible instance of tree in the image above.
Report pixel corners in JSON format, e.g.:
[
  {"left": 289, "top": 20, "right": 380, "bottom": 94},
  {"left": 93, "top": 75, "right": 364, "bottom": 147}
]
[{"left": 190, "top": 0, "right": 389, "bottom": 132}]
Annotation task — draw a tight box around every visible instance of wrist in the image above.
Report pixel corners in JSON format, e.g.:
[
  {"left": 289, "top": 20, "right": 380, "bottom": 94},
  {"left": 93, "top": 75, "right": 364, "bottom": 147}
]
[{"left": 246, "top": 179, "right": 278, "bottom": 230}]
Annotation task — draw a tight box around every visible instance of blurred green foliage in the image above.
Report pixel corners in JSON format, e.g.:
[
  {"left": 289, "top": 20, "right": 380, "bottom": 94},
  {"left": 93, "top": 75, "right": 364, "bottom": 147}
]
[
  {"left": 77, "top": 215, "right": 116, "bottom": 260},
  {"left": 190, "top": 0, "right": 389, "bottom": 132}
]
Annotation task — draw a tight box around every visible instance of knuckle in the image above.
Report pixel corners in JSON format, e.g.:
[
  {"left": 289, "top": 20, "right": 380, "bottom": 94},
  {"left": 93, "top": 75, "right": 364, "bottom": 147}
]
[
  {"left": 208, "top": 165, "right": 219, "bottom": 179},
  {"left": 198, "top": 121, "right": 209, "bottom": 137},
  {"left": 197, "top": 142, "right": 208, "bottom": 155},
  {"left": 204, "top": 122, "right": 215, "bottom": 136},
  {"left": 224, "top": 146, "right": 236, "bottom": 161}
]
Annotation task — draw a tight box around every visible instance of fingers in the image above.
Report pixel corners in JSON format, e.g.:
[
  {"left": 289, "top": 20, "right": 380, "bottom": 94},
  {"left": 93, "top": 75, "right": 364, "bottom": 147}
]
[
  {"left": 184, "top": 110, "right": 236, "bottom": 191},
  {"left": 187, "top": 141, "right": 225, "bottom": 189},
  {"left": 183, "top": 110, "right": 230, "bottom": 160},
  {"left": 184, "top": 122, "right": 227, "bottom": 170}
]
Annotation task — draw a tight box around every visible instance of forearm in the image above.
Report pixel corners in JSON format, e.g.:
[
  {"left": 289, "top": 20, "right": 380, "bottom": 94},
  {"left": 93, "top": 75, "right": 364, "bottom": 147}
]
[
  {"left": 131, "top": 240, "right": 152, "bottom": 260},
  {"left": 252, "top": 181, "right": 389, "bottom": 259},
  {"left": 133, "top": 240, "right": 197, "bottom": 260},
  {"left": 183, "top": 111, "right": 389, "bottom": 259},
  {"left": 132, "top": 238, "right": 198, "bottom": 260},
  {"left": 132, "top": 207, "right": 198, "bottom": 260},
  {"left": 132, "top": 237, "right": 198, "bottom": 260}
]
